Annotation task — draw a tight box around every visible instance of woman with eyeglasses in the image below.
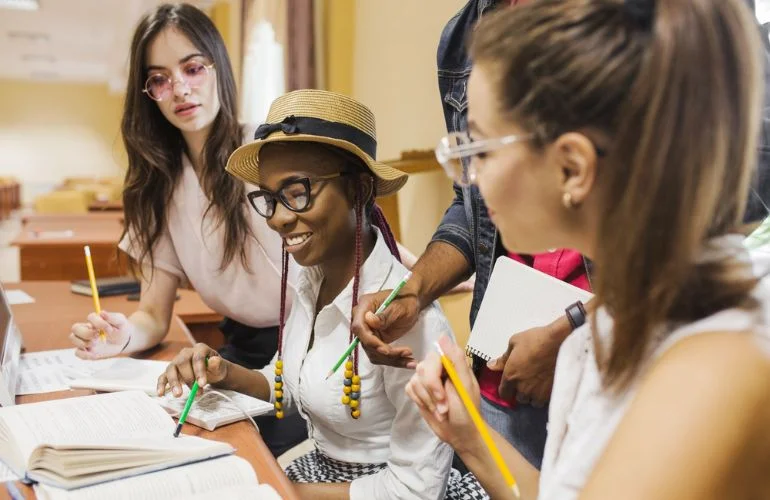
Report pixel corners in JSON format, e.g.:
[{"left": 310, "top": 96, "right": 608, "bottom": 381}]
[
  {"left": 157, "top": 89, "right": 485, "bottom": 499},
  {"left": 67, "top": 3, "right": 307, "bottom": 457},
  {"left": 407, "top": 0, "right": 770, "bottom": 499}
]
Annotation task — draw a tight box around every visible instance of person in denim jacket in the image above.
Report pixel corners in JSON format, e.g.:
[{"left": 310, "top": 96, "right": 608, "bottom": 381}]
[{"left": 353, "top": 0, "right": 770, "bottom": 470}]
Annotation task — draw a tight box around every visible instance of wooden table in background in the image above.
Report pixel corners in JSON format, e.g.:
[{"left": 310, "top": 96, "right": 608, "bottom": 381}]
[
  {"left": 1, "top": 281, "right": 296, "bottom": 500},
  {"left": 88, "top": 200, "right": 124, "bottom": 212},
  {"left": 12, "top": 215, "right": 126, "bottom": 281}
]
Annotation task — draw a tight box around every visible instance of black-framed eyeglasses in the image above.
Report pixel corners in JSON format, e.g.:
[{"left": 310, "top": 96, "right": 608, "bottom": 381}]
[{"left": 247, "top": 172, "right": 351, "bottom": 218}]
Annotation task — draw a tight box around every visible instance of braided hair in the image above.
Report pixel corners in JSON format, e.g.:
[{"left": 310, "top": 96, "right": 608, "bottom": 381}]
[{"left": 272, "top": 145, "right": 401, "bottom": 419}]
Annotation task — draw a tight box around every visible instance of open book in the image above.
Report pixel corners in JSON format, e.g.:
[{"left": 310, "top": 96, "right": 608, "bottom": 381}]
[
  {"left": 0, "top": 391, "right": 234, "bottom": 490},
  {"left": 33, "top": 455, "right": 281, "bottom": 500}
]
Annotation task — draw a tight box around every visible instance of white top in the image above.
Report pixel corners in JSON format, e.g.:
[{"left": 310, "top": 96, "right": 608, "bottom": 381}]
[
  {"left": 119, "top": 153, "right": 295, "bottom": 327},
  {"left": 539, "top": 237, "right": 770, "bottom": 498},
  {"left": 259, "top": 228, "right": 454, "bottom": 499}
]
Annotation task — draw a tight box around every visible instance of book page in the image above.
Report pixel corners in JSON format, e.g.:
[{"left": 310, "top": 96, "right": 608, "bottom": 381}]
[
  {"left": 0, "top": 391, "right": 175, "bottom": 462},
  {"left": 34, "top": 455, "right": 259, "bottom": 500},
  {"left": 188, "top": 484, "right": 282, "bottom": 500}
]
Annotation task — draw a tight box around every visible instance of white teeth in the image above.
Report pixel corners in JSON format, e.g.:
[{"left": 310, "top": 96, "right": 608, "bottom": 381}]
[{"left": 285, "top": 234, "right": 310, "bottom": 246}]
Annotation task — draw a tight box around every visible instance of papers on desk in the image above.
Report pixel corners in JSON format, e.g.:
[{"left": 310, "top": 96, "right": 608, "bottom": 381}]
[
  {"left": 4, "top": 290, "right": 34, "bottom": 305},
  {"left": 16, "top": 349, "right": 165, "bottom": 396},
  {"left": 27, "top": 230, "right": 74, "bottom": 239},
  {"left": 17, "top": 349, "right": 109, "bottom": 395},
  {"left": 0, "top": 460, "right": 19, "bottom": 483}
]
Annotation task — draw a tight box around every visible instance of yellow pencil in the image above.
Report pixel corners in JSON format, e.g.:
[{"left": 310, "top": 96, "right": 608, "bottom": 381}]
[
  {"left": 83, "top": 245, "right": 106, "bottom": 342},
  {"left": 435, "top": 342, "right": 520, "bottom": 498}
]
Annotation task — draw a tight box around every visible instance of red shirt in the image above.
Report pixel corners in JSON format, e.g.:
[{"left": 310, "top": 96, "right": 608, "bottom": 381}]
[{"left": 478, "top": 250, "right": 590, "bottom": 408}]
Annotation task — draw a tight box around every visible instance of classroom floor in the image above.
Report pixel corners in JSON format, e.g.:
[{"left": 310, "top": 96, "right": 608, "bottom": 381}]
[{"left": 0, "top": 211, "right": 22, "bottom": 283}]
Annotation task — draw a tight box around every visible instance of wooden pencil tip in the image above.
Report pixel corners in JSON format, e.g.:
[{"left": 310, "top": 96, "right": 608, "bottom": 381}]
[{"left": 173, "top": 423, "right": 182, "bottom": 438}]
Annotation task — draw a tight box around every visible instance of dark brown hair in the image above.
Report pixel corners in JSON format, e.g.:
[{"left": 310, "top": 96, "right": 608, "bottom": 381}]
[
  {"left": 121, "top": 3, "right": 250, "bottom": 275},
  {"left": 472, "top": 0, "right": 764, "bottom": 389}
]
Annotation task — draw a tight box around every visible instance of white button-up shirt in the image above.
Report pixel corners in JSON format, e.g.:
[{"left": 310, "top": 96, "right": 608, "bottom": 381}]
[{"left": 259, "top": 229, "right": 454, "bottom": 499}]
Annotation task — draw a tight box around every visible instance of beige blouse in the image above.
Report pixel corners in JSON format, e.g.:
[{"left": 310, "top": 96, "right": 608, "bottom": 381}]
[{"left": 119, "top": 153, "right": 295, "bottom": 327}]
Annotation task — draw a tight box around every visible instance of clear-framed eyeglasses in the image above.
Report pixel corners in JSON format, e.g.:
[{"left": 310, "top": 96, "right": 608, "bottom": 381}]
[
  {"left": 434, "top": 131, "right": 534, "bottom": 186},
  {"left": 142, "top": 60, "right": 215, "bottom": 102}
]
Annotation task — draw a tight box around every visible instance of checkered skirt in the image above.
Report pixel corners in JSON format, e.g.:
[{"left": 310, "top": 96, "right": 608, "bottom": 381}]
[{"left": 285, "top": 448, "right": 489, "bottom": 499}]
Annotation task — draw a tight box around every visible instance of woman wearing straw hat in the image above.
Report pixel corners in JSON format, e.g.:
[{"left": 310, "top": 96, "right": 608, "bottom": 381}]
[
  {"left": 158, "top": 89, "right": 484, "bottom": 499},
  {"left": 67, "top": 3, "right": 307, "bottom": 457}
]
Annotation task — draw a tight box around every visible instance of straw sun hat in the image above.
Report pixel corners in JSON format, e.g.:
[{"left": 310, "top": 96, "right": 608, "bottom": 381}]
[{"left": 226, "top": 89, "right": 408, "bottom": 197}]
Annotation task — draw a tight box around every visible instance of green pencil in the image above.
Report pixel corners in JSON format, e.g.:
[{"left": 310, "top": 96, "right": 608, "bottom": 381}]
[
  {"left": 326, "top": 271, "right": 413, "bottom": 379},
  {"left": 173, "top": 357, "right": 209, "bottom": 437}
]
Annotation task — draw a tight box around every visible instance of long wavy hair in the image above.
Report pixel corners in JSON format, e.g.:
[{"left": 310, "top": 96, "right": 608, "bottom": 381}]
[{"left": 121, "top": 3, "right": 250, "bottom": 275}]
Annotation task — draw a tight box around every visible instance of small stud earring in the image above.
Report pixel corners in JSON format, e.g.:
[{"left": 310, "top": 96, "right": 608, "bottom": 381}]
[{"left": 562, "top": 192, "right": 577, "bottom": 209}]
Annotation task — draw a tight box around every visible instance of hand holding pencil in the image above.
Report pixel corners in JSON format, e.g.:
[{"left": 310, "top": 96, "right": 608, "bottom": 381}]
[
  {"left": 406, "top": 335, "right": 521, "bottom": 498},
  {"left": 69, "top": 246, "right": 135, "bottom": 360}
]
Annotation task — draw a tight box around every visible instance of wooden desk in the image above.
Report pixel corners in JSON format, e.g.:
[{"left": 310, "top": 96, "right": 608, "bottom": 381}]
[
  {"left": 88, "top": 200, "right": 123, "bottom": 212},
  {"left": 2, "top": 282, "right": 296, "bottom": 500},
  {"left": 20, "top": 213, "right": 124, "bottom": 226},
  {"left": 12, "top": 217, "right": 126, "bottom": 281}
]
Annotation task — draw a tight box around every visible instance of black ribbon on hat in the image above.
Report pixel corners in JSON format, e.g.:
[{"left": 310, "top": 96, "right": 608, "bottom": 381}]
[
  {"left": 254, "top": 114, "right": 377, "bottom": 159},
  {"left": 624, "top": 0, "right": 655, "bottom": 31}
]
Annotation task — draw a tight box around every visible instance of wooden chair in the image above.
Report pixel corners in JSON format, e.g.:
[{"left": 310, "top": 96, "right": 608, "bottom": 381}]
[{"left": 34, "top": 190, "right": 93, "bottom": 214}]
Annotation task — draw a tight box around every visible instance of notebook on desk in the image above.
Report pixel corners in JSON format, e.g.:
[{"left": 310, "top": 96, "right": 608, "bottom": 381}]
[
  {"left": 70, "top": 277, "right": 140, "bottom": 297},
  {"left": 0, "top": 391, "right": 234, "bottom": 490},
  {"left": 466, "top": 256, "right": 594, "bottom": 361}
]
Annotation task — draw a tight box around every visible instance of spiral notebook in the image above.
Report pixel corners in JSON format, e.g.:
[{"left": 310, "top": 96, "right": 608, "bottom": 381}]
[{"left": 466, "top": 256, "right": 594, "bottom": 361}]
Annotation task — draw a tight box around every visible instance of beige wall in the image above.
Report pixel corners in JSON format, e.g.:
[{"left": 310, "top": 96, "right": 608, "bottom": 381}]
[
  {"left": 0, "top": 79, "right": 126, "bottom": 203},
  {"left": 351, "top": 0, "right": 466, "bottom": 254}
]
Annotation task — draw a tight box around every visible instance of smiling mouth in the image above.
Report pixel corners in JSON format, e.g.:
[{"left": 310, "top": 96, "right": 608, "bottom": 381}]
[{"left": 283, "top": 233, "right": 312, "bottom": 249}]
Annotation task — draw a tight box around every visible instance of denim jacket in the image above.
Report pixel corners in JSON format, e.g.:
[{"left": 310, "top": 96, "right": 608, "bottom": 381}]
[{"left": 431, "top": 0, "right": 770, "bottom": 328}]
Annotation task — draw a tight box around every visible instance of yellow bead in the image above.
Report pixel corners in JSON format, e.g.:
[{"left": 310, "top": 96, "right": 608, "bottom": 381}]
[
  {"left": 276, "top": 360, "right": 283, "bottom": 369},
  {"left": 345, "top": 361, "right": 353, "bottom": 370},
  {"left": 352, "top": 375, "right": 361, "bottom": 384},
  {"left": 344, "top": 370, "right": 353, "bottom": 379},
  {"left": 351, "top": 409, "right": 361, "bottom": 419},
  {"left": 351, "top": 384, "right": 360, "bottom": 392},
  {"left": 275, "top": 402, "right": 282, "bottom": 410},
  {"left": 343, "top": 386, "right": 351, "bottom": 394},
  {"left": 342, "top": 395, "right": 351, "bottom": 405},
  {"left": 276, "top": 410, "right": 284, "bottom": 419},
  {"left": 349, "top": 399, "right": 359, "bottom": 409},
  {"left": 275, "top": 368, "right": 282, "bottom": 376},
  {"left": 275, "top": 382, "right": 283, "bottom": 390},
  {"left": 275, "top": 390, "right": 283, "bottom": 399}
]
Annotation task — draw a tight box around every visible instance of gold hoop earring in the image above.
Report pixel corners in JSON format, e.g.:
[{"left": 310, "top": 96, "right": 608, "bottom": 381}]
[{"left": 562, "top": 192, "right": 576, "bottom": 209}]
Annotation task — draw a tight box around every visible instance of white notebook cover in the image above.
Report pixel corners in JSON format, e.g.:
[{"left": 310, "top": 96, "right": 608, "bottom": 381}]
[{"left": 467, "top": 256, "right": 593, "bottom": 361}]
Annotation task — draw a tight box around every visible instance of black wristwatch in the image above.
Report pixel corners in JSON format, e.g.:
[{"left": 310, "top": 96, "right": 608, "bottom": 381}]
[{"left": 565, "top": 301, "right": 587, "bottom": 331}]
